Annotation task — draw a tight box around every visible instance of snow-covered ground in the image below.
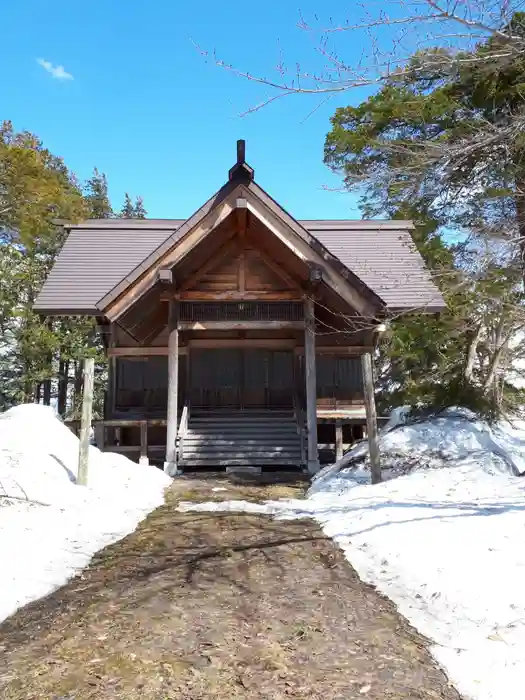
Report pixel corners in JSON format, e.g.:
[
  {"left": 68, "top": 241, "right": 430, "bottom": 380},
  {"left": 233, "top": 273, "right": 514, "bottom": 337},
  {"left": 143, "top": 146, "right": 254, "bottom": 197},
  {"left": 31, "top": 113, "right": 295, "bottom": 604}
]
[
  {"left": 180, "top": 409, "right": 525, "bottom": 700},
  {"left": 0, "top": 404, "right": 170, "bottom": 623}
]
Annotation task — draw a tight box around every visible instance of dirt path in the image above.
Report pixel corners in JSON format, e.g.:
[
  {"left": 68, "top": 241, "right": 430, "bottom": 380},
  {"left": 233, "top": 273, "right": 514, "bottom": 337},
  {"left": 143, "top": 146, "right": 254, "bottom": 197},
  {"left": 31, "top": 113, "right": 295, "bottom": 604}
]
[{"left": 0, "top": 477, "right": 460, "bottom": 700}]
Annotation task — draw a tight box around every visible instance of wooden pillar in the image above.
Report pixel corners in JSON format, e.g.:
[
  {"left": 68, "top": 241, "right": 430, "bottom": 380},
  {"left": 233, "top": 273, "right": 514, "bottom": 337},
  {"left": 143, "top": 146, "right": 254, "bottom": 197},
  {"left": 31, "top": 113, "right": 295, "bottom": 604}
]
[
  {"left": 77, "top": 357, "right": 95, "bottom": 486},
  {"left": 94, "top": 422, "right": 105, "bottom": 452},
  {"left": 335, "top": 419, "right": 343, "bottom": 461},
  {"left": 164, "top": 300, "right": 179, "bottom": 476},
  {"left": 361, "top": 351, "right": 381, "bottom": 484},
  {"left": 304, "top": 297, "right": 319, "bottom": 474},
  {"left": 139, "top": 420, "right": 149, "bottom": 466}
]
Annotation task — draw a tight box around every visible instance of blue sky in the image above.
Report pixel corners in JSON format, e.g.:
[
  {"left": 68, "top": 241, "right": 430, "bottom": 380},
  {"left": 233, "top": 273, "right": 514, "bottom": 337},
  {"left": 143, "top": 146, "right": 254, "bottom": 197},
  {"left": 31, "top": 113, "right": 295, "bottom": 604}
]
[{"left": 1, "top": 0, "right": 379, "bottom": 219}]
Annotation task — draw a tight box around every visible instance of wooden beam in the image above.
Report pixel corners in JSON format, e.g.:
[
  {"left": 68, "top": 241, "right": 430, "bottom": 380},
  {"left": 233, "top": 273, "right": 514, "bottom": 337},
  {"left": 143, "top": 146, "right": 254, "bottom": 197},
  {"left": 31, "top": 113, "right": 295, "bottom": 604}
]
[
  {"left": 245, "top": 198, "right": 378, "bottom": 317},
  {"left": 248, "top": 245, "right": 302, "bottom": 291},
  {"left": 179, "top": 238, "right": 240, "bottom": 292},
  {"left": 77, "top": 357, "right": 95, "bottom": 486},
  {"left": 188, "top": 338, "right": 296, "bottom": 349},
  {"left": 94, "top": 418, "right": 167, "bottom": 427},
  {"left": 103, "top": 197, "right": 235, "bottom": 320},
  {"left": 165, "top": 300, "right": 179, "bottom": 476},
  {"left": 104, "top": 444, "right": 166, "bottom": 454},
  {"left": 179, "top": 320, "right": 305, "bottom": 331},
  {"left": 237, "top": 197, "right": 248, "bottom": 238},
  {"left": 294, "top": 345, "right": 372, "bottom": 356},
  {"left": 130, "top": 304, "right": 168, "bottom": 345},
  {"left": 238, "top": 250, "right": 245, "bottom": 292},
  {"left": 335, "top": 419, "right": 343, "bottom": 461},
  {"left": 108, "top": 346, "right": 188, "bottom": 357},
  {"left": 176, "top": 290, "right": 302, "bottom": 301},
  {"left": 361, "top": 351, "right": 381, "bottom": 484},
  {"left": 304, "top": 298, "right": 319, "bottom": 474}
]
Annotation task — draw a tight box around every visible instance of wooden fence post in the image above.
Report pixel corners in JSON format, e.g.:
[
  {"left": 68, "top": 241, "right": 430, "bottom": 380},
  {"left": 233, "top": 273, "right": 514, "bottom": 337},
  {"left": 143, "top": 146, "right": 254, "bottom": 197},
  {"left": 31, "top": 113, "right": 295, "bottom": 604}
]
[
  {"left": 361, "top": 351, "right": 381, "bottom": 484},
  {"left": 77, "top": 357, "right": 95, "bottom": 486}
]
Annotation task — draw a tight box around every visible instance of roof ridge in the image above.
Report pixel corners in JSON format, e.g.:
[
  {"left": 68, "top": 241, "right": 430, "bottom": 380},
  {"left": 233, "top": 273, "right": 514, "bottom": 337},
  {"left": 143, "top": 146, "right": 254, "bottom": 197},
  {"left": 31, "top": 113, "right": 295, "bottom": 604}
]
[{"left": 68, "top": 219, "right": 185, "bottom": 230}]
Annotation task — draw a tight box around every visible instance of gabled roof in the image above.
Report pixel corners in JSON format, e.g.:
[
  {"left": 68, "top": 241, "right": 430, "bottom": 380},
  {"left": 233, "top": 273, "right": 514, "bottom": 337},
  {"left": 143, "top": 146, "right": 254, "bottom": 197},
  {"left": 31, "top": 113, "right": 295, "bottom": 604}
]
[
  {"left": 34, "top": 143, "right": 445, "bottom": 316},
  {"left": 305, "top": 221, "right": 442, "bottom": 311},
  {"left": 34, "top": 216, "right": 444, "bottom": 316}
]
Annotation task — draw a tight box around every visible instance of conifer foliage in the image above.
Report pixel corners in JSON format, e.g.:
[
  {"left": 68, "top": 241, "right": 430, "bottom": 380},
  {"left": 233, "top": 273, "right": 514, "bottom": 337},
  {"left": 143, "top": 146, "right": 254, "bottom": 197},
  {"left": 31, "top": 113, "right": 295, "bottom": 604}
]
[
  {"left": 325, "top": 15, "right": 525, "bottom": 417},
  {"left": 0, "top": 121, "right": 147, "bottom": 415}
]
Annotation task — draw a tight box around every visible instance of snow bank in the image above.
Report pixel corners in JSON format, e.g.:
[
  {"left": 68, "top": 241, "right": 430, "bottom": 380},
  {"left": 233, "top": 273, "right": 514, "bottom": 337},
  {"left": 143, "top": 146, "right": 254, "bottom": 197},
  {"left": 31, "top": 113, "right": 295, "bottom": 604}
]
[
  {"left": 0, "top": 404, "right": 170, "bottom": 622},
  {"left": 180, "top": 411, "right": 525, "bottom": 700}
]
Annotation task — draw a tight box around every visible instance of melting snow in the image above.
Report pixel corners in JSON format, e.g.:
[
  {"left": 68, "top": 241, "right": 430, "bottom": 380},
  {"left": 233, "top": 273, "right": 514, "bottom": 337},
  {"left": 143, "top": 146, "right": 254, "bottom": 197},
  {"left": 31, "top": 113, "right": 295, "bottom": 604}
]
[
  {"left": 180, "top": 410, "right": 525, "bottom": 700},
  {"left": 0, "top": 404, "right": 170, "bottom": 623}
]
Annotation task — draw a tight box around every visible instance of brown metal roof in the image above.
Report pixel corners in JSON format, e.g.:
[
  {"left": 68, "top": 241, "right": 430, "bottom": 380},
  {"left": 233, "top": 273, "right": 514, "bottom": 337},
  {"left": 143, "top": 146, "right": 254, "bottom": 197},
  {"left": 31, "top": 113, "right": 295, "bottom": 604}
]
[
  {"left": 308, "top": 222, "right": 443, "bottom": 312},
  {"left": 34, "top": 215, "right": 444, "bottom": 315},
  {"left": 34, "top": 223, "right": 183, "bottom": 315}
]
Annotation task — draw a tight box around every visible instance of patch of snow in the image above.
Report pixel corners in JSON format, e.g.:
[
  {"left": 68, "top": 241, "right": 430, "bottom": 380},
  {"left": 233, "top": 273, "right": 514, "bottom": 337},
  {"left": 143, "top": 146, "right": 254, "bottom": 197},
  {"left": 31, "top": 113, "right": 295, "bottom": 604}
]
[
  {"left": 180, "top": 411, "right": 525, "bottom": 700},
  {"left": 0, "top": 404, "right": 170, "bottom": 623}
]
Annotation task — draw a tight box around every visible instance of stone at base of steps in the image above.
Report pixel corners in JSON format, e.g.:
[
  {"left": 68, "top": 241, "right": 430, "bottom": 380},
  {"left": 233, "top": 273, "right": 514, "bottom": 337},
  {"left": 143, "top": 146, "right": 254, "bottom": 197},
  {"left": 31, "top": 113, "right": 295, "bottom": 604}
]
[
  {"left": 225, "top": 466, "right": 262, "bottom": 476},
  {"left": 226, "top": 469, "right": 309, "bottom": 485}
]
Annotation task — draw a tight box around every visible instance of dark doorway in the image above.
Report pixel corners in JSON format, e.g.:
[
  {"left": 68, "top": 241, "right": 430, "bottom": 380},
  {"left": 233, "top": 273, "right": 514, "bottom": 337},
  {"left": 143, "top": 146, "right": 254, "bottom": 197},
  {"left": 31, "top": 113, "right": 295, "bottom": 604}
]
[{"left": 190, "top": 348, "right": 294, "bottom": 409}]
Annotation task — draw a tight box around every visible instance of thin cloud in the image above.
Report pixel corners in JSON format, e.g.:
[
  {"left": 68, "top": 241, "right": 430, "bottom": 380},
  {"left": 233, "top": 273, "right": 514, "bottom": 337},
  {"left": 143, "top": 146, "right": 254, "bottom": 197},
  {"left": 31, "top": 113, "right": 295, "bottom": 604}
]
[{"left": 37, "top": 58, "right": 73, "bottom": 81}]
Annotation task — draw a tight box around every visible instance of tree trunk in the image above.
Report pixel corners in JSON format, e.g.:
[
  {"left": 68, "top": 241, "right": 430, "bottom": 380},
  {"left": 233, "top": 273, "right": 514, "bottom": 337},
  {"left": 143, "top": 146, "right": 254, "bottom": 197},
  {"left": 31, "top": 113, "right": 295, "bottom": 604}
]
[
  {"left": 58, "top": 357, "right": 70, "bottom": 416},
  {"left": 515, "top": 176, "right": 525, "bottom": 275},
  {"left": 42, "top": 318, "right": 53, "bottom": 406},
  {"left": 464, "top": 324, "right": 482, "bottom": 383},
  {"left": 43, "top": 379, "right": 51, "bottom": 406},
  {"left": 483, "top": 327, "right": 510, "bottom": 393},
  {"left": 74, "top": 360, "right": 83, "bottom": 415}
]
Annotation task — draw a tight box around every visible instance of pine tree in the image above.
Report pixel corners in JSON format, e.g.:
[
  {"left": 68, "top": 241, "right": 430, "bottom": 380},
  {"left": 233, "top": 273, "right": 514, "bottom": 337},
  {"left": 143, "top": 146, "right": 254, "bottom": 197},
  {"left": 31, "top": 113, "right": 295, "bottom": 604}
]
[
  {"left": 0, "top": 121, "right": 86, "bottom": 409},
  {"left": 323, "top": 21, "right": 525, "bottom": 418},
  {"left": 133, "top": 196, "right": 147, "bottom": 219},
  {"left": 120, "top": 193, "right": 134, "bottom": 218},
  {"left": 84, "top": 168, "right": 112, "bottom": 218}
]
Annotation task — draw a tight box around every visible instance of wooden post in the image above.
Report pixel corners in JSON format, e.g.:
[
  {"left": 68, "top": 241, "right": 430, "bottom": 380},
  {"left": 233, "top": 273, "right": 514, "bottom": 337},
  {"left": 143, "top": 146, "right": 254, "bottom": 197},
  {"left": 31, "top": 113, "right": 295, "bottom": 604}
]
[
  {"left": 94, "top": 422, "right": 105, "bottom": 451},
  {"left": 164, "top": 300, "right": 179, "bottom": 476},
  {"left": 304, "top": 297, "right": 319, "bottom": 474},
  {"left": 77, "top": 357, "right": 95, "bottom": 486},
  {"left": 361, "top": 351, "right": 381, "bottom": 484},
  {"left": 139, "top": 420, "right": 149, "bottom": 466},
  {"left": 335, "top": 419, "right": 343, "bottom": 461},
  {"left": 106, "top": 323, "right": 117, "bottom": 417}
]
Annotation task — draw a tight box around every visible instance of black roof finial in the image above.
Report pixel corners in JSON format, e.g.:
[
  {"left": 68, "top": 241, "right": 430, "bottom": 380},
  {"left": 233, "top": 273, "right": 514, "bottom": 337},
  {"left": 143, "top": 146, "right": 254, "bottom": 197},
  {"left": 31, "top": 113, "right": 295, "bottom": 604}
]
[
  {"left": 229, "top": 139, "right": 254, "bottom": 182},
  {"left": 237, "top": 139, "right": 246, "bottom": 164}
]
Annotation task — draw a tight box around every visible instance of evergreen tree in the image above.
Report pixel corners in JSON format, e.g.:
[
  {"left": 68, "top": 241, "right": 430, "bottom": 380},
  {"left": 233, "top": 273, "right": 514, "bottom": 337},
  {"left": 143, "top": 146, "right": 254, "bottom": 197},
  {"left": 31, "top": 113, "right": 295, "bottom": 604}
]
[
  {"left": 0, "top": 123, "right": 144, "bottom": 414},
  {"left": 324, "top": 13, "right": 525, "bottom": 262},
  {"left": 84, "top": 168, "right": 112, "bottom": 218},
  {"left": 119, "top": 194, "right": 147, "bottom": 219},
  {"left": 133, "top": 196, "right": 147, "bottom": 219},
  {"left": 324, "top": 19, "right": 525, "bottom": 417},
  {"left": 120, "top": 193, "right": 134, "bottom": 218},
  {"left": 0, "top": 121, "right": 86, "bottom": 409}
]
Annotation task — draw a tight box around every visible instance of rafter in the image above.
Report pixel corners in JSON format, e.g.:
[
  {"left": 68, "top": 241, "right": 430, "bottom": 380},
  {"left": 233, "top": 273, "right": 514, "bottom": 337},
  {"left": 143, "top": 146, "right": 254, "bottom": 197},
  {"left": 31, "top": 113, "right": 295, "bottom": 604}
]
[{"left": 180, "top": 238, "right": 240, "bottom": 291}]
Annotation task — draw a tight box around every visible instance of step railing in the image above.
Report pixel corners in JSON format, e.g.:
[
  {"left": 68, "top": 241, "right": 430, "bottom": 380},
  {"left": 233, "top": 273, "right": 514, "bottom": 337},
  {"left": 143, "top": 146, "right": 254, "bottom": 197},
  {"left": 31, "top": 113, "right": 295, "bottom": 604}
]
[{"left": 176, "top": 398, "right": 190, "bottom": 462}]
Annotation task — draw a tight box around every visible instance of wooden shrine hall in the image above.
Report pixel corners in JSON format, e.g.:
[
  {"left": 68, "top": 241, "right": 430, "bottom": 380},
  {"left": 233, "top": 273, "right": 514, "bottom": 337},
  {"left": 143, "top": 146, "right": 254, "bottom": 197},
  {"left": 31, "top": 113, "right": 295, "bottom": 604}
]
[{"left": 35, "top": 141, "right": 444, "bottom": 475}]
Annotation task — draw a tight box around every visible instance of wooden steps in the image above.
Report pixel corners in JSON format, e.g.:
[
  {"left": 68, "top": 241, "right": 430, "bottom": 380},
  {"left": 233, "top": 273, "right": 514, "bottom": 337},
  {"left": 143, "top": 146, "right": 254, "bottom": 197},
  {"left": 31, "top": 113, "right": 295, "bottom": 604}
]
[{"left": 179, "top": 410, "right": 304, "bottom": 469}]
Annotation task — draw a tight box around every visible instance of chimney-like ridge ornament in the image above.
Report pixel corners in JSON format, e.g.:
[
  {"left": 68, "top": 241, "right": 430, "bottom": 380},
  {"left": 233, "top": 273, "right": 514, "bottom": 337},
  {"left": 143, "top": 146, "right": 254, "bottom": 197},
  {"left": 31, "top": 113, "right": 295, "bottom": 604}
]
[
  {"left": 228, "top": 139, "right": 254, "bottom": 182},
  {"left": 237, "top": 139, "right": 245, "bottom": 164}
]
